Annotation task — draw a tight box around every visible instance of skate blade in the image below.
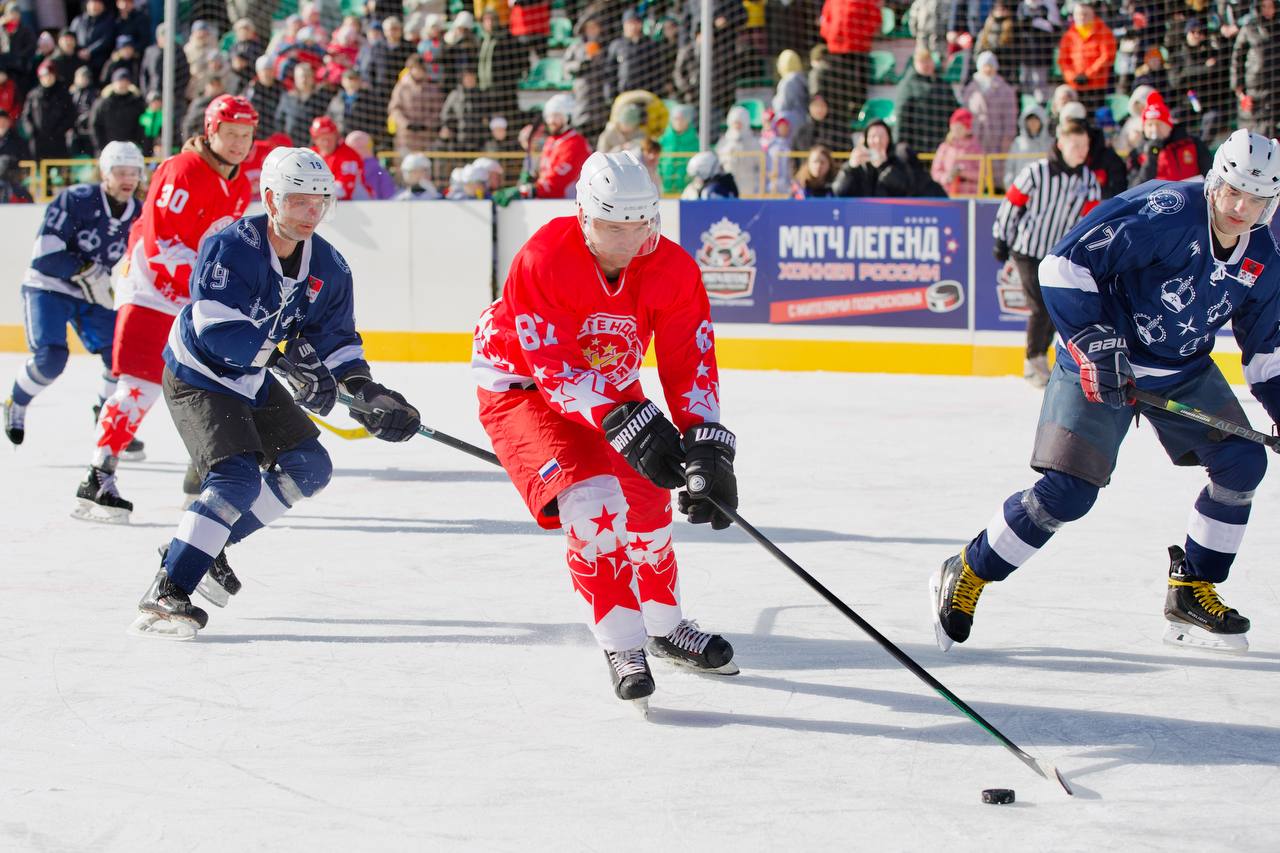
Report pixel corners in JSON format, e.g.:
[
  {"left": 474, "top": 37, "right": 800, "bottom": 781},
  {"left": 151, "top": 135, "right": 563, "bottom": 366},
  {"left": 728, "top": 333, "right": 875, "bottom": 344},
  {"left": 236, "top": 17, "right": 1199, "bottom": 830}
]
[
  {"left": 929, "top": 571, "right": 955, "bottom": 652},
  {"left": 1163, "top": 621, "right": 1248, "bottom": 654},
  {"left": 70, "top": 499, "right": 130, "bottom": 525},
  {"left": 127, "top": 612, "right": 198, "bottom": 640},
  {"left": 648, "top": 651, "right": 740, "bottom": 675},
  {"left": 194, "top": 575, "right": 230, "bottom": 608},
  {"left": 629, "top": 696, "right": 650, "bottom": 717},
  {"left": 118, "top": 448, "right": 147, "bottom": 462}
]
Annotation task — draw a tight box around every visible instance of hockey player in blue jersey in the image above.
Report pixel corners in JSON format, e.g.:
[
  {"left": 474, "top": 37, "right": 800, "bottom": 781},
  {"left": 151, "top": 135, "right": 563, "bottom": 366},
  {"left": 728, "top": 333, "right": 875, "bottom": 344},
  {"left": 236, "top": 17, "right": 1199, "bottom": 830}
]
[
  {"left": 933, "top": 129, "right": 1280, "bottom": 654},
  {"left": 130, "top": 147, "right": 422, "bottom": 639},
  {"left": 3, "top": 141, "right": 145, "bottom": 457}
]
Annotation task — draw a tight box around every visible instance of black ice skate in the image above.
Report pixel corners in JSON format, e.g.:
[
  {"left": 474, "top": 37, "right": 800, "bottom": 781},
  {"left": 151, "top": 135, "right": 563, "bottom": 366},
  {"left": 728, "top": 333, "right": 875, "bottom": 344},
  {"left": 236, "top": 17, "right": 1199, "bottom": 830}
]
[
  {"left": 647, "top": 619, "right": 739, "bottom": 675},
  {"left": 93, "top": 404, "right": 146, "bottom": 461},
  {"left": 931, "top": 548, "right": 990, "bottom": 652},
  {"left": 195, "top": 549, "right": 242, "bottom": 608},
  {"left": 605, "top": 648, "right": 655, "bottom": 714},
  {"left": 1163, "top": 545, "right": 1250, "bottom": 654},
  {"left": 71, "top": 462, "right": 133, "bottom": 524},
  {"left": 3, "top": 396, "right": 24, "bottom": 445},
  {"left": 130, "top": 566, "right": 209, "bottom": 640}
]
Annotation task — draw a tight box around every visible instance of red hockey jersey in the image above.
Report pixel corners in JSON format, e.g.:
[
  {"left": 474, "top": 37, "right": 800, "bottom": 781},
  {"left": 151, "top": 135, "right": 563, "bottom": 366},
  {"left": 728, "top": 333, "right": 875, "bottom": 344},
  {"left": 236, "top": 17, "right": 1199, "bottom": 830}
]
[
  {"left": 473, "top": 216, "right": 721, "bottom": 433},
  {"left": 115, "top": 140, "right": 252, "bottom": 316},
  {"left": 317, "top": 142, "right": 368, "bottom": 201},
  {"left": 536, "top": 129, "right": 592, "bottom": 199}
]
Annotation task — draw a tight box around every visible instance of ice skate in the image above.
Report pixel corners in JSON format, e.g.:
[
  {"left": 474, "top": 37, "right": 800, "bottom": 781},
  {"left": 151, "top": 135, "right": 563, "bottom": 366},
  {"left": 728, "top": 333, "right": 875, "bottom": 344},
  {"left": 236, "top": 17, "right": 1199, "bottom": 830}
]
[
  {"left": 71, "top": 463, "right": 133, "bottom": 524},
  {"left": 1023, "top": 355, "right": 1050, "bottom": 389},
  {"left": 605, "top": 648, "right": 655, "bottom": 715},
  {"left": 1163, "top": 545, "right": 1249, "bottom": 654},
  {"left": 931, "top": 548, "right": 989, "bottom": 652},
  {"left": 647, "top": 619, "right": 739, "bottom": 675},
  {"left": 92, "top": 404, "right": 146, "bottom": 461},
  {"left": 3, "top": 396, "right": 24, "bottom": 445},
  {"left": 195, "top": 549, "right": 242, "bottom": 608},
  {"left": 129, "top": 565, "right": 209, "bottom": 640}
]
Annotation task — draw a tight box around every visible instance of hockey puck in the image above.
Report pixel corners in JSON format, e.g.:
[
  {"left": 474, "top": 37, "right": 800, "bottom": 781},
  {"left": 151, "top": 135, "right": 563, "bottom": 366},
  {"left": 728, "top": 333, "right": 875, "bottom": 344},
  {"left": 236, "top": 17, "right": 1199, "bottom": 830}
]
[{"left": 981, "top": 788, "right": 1015, "bottom": 805}]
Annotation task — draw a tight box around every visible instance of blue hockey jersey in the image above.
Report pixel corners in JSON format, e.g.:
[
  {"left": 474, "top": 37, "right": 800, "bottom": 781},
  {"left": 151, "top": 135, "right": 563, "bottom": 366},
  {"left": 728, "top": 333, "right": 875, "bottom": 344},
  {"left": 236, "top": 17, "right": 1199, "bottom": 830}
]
[
  {"left": 24, "top": 183, "right": 140, "bottom": 299},
  {"left": 163, "top": 214, "right": 370, "bottom": 406},
  {"left": 1040, "top": 179, "right": 1280, "bottom": 419}
]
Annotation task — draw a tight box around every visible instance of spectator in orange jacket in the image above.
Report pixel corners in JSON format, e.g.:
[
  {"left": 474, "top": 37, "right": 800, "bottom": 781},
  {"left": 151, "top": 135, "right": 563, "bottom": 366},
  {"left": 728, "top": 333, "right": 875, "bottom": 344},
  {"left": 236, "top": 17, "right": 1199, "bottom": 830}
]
[
  {"left": 1057, "top": 0, "right": 1116, "bottom": 116},
  {"left": 818, "top": 0, "right": 882, "bottom": 128}
]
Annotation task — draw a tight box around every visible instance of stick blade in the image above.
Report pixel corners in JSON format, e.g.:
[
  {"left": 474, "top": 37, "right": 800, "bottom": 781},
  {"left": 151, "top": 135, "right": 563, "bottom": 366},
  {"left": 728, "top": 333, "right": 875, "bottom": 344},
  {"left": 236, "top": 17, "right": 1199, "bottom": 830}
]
[{"left": 1035, "top": 758, "right": 1074, "bottom": 796}]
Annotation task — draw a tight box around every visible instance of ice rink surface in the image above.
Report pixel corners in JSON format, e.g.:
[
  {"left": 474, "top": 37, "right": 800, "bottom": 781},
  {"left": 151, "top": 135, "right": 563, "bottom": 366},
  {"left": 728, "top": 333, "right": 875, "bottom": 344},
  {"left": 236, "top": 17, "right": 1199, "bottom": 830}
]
[{"left": 1, "top": 352, "right": 1277, "bottom": 852}]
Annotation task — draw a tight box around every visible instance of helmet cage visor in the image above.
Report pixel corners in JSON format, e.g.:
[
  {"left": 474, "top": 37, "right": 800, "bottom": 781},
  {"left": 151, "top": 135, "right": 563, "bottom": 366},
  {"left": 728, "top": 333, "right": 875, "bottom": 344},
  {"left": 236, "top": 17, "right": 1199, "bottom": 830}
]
[
  {"left": 1205, "top": 170, "right": 1280, "bottom": 228},
  {"left": 580, "top": 210, "right": 662, "bottom": 260}
]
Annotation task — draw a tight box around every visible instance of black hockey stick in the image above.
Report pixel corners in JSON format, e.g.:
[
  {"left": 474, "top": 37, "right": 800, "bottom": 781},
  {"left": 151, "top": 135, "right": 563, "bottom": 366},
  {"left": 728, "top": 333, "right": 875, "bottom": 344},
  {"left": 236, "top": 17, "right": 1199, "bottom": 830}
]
[
  {"left": 707, "top": 496, "right": 1075, "bottom": 797},
  {"left": 1131, "top": 388, "right": 1280, "bottom": 449},
  {"left": 338, "top": 391, "right": 501, "bottom": 466}
]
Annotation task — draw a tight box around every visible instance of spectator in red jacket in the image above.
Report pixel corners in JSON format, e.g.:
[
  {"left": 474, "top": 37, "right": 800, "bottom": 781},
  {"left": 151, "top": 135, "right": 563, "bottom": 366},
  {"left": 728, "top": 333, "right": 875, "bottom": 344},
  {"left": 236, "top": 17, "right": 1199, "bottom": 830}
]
[
  {"left": 819, "top": 0, "right": 882, "bottom": 128},
  {"left": 1127, "top": 94, "right": 1210, "bottom": 187},
  {"left": 310, "top": 114, "right": 369, "bottom": 200},
  {"left": 534, "top": 94, "right": 592, "bottom": 199}
]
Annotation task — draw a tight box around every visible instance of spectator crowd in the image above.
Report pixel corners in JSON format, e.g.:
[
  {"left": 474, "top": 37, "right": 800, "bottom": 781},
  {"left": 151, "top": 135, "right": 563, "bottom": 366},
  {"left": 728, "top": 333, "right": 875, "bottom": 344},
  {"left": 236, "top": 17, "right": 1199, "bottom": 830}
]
[{"left": 0, "top": 0, "right": 1275, "bottom": 203}]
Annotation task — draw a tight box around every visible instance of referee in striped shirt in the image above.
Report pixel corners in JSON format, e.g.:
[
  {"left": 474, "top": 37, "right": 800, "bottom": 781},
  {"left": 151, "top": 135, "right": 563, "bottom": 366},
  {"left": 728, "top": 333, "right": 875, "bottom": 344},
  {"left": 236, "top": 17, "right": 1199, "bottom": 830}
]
[{"left": 993, "top": 119, "right": 1102, "bottom": 387}]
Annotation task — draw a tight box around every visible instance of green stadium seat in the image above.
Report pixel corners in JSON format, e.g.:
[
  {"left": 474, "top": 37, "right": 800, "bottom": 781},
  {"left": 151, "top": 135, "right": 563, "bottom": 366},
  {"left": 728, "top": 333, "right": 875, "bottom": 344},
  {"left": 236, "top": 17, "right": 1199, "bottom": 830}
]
[
  {"left": 549, "top": 16, "right": 574, "bottom": 49},
  {"left": 853, "top": 98, "right": 897, "bottom": 130},
  {"left": 870, "top": 50, "right": 899, "bottom": 85},
  {"left": 881, "top": 7, "right": 894, "bottom": 36},
  {"left": 1020, "top": 93, "right": 1042, "bottom": 115},
  {"left": 1108, "top": 92, "right": 1131, "bottom": 121},
  {"left": 519, "top": 56, "right": 571, "bottom": 91},
  {"left": 733, "top": 98, "right": 766, "bottom": 129}
]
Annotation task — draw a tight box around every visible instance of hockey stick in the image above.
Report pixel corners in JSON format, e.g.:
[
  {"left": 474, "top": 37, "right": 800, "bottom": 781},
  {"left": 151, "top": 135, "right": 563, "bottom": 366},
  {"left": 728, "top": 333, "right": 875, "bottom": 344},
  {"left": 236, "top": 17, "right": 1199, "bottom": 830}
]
[
  {"left": 1131, "top": 388, "right": 1280, "bottom": 448},
  {"left": 307, "top": 412, "right": 372, "bottom": 440},
  {"left": 337, "top": 391, "right": 501, "bottom": 465},
  {"left": 706, "top": 496, "right": 1075, "bottom": 797}
]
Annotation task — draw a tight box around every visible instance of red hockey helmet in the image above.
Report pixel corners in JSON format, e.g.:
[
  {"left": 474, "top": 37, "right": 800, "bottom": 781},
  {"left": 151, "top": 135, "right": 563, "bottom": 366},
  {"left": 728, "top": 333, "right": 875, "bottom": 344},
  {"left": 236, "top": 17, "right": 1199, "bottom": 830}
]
[
  {"left": 309, "top": 115, "right": 339, "bottom": 140},
  {"left": 204, "top": 94, "right": 259, "bottom": 139}
]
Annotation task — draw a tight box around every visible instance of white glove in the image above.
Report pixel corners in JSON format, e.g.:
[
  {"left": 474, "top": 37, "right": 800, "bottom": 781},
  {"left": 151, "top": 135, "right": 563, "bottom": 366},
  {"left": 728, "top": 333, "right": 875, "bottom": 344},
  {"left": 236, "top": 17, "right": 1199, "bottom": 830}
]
[{"left": 71, "top": 262, "right": 114, "bottom": 307}]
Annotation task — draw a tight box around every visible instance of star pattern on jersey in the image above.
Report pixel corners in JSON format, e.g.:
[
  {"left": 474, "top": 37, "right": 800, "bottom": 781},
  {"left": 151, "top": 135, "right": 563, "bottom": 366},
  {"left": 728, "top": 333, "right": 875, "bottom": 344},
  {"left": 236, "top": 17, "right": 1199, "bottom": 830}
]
[
  {"left": 629, "top": 535, "right": 652, "bottom": 552},
  {"left": 566, "top": 541, "right": 640, "bottom": 624},
  {"left": 148, "top": 237, "right": 197, "bottom": 279},
  {"left": 1177, "top": 317, "right": 1198, "bottom": 336},
  {"left": 590, "top": 505, "right": 618, "bottom": 535},
  {"left": 545, "top": 367, "right": 614, "bottom": 426},
  {"left": 636, "top": 543, "right": 679, "bottom": 607},
  {"left": 127, "top": 387, "right": 143, "bottom": 401}
]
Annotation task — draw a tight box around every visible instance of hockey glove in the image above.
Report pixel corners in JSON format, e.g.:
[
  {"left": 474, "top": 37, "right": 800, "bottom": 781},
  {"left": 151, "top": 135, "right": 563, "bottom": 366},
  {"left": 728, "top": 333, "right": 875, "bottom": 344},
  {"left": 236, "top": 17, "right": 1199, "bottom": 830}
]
[
  {"left": 602, "top": 399, "right": 686, "bottom": 489},
  {"left": 992, "top": 239, "right": 1010, "bottom": 263},
  {"left": 71, "top": 261, "right": 113, "bottom": 307},
  {"left": 344, "top": 378, "right": 421, "bottom": 442},
  {"left": 271, "top": 339, "right": 337, "bottom": 416},
  {"left": 677, "top": 423, "right": 737, "bottom": 530},
  {"left": 1066, "top": 324, "right": 1135, "bottom": 408}
]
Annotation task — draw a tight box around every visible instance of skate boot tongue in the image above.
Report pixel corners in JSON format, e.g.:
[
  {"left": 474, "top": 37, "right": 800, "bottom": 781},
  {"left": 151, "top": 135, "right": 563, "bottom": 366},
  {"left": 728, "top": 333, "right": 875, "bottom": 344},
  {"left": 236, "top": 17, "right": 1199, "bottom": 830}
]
[
  {"left": 605, "top": 648, "right": 656, "bottom": 704},
  {"left": 648, "top": 619, "right": 737, "bottom": 672}
]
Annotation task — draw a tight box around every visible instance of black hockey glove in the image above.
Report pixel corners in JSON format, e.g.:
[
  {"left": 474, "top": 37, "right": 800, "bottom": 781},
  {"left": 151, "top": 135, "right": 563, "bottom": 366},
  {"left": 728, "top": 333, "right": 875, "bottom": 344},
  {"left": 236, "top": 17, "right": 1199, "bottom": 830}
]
[
  {"left": 677, "top": 423, "right": 737, "bottom": 530},
  {"left": 344, "top": 377, "right": 421, "bottom": 442},
  {"left": 1065, "top": 324, "right": 1135, "bottom": 409},
  {"left": 271, "top": 339, "right": 337, "bottom": 415},
  {"left": 602, "top": 399, "right": 686, "bottom": 489},
  {"left": 992, "top": 239, "right": 1010, "bottom": 263}
]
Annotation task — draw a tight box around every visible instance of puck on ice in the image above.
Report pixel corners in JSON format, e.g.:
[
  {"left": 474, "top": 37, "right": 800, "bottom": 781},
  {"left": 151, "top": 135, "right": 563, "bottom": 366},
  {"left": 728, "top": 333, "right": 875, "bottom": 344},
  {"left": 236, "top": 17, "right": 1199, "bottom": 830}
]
[{"left": 981, "top": 788, "right": 1015, "bottom": 805}]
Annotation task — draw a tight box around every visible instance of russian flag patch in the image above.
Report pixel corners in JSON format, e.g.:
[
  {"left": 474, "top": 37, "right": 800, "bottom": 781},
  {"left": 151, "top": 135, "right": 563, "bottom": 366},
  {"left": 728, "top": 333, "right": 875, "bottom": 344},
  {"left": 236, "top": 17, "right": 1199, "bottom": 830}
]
[{"left": 538, "top": 458, "right": 562, "bottom": 482}]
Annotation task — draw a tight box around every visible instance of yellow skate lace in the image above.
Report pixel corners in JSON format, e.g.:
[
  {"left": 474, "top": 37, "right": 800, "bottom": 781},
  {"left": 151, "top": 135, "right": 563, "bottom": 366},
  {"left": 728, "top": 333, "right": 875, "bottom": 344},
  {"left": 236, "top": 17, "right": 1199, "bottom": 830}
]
[
  {"left": 951, "top": 551, "right": 989, "bottom": 616},
  {"left": 1169, "top": 578, "right": 1230, "bottom": 617}
]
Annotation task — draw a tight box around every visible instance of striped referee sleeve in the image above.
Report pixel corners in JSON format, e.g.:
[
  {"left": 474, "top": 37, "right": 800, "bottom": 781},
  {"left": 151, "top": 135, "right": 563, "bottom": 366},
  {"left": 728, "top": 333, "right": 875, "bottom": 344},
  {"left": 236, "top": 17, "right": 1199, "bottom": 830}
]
[
  {"left": 993, "top": 161, "right": 1039, "bottom": 247},
  {"left": 1008, "top": 162, "right": 1102, "bottom": 259}
]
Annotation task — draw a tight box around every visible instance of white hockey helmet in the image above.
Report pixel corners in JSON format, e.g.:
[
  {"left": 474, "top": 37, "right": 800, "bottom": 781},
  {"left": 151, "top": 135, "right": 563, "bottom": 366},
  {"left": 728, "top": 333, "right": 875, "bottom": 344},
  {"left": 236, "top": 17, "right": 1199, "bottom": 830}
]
[
  {"left": 400, "top": 152, "right": 432, "bottom": 176},
  {"left": 99, "top": 140, "right": 145, "bottom": 175},
  {"left": 260, "top": 146, "right": 337, "bottom": 221},
  {"left": 686, "top": 150, "right": 721, "bottom": 181},
  {"left": 1204, "top": 129, "right": 1280, "bottom": 226},
  {"left": 575, "top": 150, "right": 661, "bottom": 260},
  {"left": 543, "top": 93, "right": 575, "bottom": 124}
]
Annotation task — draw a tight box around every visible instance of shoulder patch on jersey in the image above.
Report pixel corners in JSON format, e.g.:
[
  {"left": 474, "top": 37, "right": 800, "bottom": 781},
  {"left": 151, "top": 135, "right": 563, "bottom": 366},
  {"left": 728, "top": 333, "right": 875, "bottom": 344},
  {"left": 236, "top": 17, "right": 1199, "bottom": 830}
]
[
  {"left": 70, "top": 184, "right": 94, "bottom": 198},
  {"left": 331, "top": 244, "right": 350, "bottom": 274},
  {"left": 237, "top": 217, "right": 261, "bottom": 249},
  {"left": 1144, "top": 187, "right": 1186, "bottom": 216}
]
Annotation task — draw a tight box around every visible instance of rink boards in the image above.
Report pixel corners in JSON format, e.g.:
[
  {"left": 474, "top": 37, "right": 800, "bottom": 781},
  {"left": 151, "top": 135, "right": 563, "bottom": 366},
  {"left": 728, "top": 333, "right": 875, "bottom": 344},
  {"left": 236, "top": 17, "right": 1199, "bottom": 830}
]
[{"left": 0, "top": 198, "right": 1250, "bottom": 383}]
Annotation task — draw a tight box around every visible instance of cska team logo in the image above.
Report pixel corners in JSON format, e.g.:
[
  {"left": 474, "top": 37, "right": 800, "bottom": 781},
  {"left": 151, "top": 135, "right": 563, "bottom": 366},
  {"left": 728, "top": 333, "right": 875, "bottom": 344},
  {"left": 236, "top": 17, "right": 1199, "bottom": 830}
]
[
  {"left": 1240, "top": 258, "right": 1265, "bottom": 287},
  {"left": 695, "top": 217, "right": 757, "bottom": 300},
  {"left": 578, "top": 313, "right": 643, "bottom": 387},
  {"left": 307, "top": 275, "right": 324, "bottom": 302}
]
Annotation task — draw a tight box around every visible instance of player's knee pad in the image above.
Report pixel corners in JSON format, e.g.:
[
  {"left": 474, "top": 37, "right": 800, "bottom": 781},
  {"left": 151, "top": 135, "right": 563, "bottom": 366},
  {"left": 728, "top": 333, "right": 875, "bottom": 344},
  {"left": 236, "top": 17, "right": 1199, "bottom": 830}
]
[
  {"left": 1204, "top": 441, "right": 1266, "bottom": 497},
  {"left": 1029, "top": 470, "right": 1099, "bottom": 526},
  {"left": 31, "top": 344, "right": 69, "bottom": 381},
  {"left": 202, "top": 453, "right": 263, "bottom": 518},
  {"left": 273, "top": 437, "right": 333, "bottom": 499},
  {"left": 558, "top": 474, "right": 629, "bottom": 546}
]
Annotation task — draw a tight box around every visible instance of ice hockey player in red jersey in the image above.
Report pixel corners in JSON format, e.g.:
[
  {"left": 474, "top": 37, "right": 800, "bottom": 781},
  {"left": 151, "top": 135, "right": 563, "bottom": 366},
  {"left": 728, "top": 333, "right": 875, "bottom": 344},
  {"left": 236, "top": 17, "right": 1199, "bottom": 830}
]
[
  {"left": 72, "top": 94, "right": 258, "bottom": 523},
  {"left": 473, "top": 150, "right": 739, "bottom": 709},
  {"left": 309, "top": 116, "right": 368, "bottom": 201},
  {"left": 533, "top": 94, "right": 591, "bottom": 199}
]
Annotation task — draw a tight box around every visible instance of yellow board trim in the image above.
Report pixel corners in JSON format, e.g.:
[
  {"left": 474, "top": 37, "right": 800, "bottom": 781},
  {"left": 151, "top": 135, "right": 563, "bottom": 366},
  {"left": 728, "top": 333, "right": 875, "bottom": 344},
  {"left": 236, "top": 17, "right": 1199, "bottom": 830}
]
[{"left": 0, "top": 325, "right": 1247, "bottom": 384}]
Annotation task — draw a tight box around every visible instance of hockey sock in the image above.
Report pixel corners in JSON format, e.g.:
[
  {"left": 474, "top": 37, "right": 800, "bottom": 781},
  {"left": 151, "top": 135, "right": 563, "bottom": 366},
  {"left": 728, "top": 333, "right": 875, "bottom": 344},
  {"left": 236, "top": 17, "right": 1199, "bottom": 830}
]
[
  {"left": 92, "top": 374, "right": 159, "bottom": 465},
  {"left": 226, "top": 439, "right": 333, "bottom": 544},
  {"left": 559, "top": 475, "right": 646, "bottom": 651},
  {"left": 97, "top": 367, "right": 116, "bottom": 408},
  {"left": 11, "top": 345, "right": 69, "bottom": 406},
  {"left": 165, "top": 454, "right": 259, "bottom": 593},
  {"left": 966, "top": 470, "right": 1098, "bottom": 581},
  {"left": 627, "top": 523, "right": 684, "bottom": 637},
  {"left": 1183, "top": 483, "right": 1253, "bottom": 584}
]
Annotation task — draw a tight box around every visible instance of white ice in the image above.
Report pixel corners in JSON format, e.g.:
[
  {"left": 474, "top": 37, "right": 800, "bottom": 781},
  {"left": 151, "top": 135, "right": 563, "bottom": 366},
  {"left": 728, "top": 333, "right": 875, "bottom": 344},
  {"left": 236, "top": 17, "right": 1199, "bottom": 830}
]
[{"left": 1, "top": 353, "right": 1277, "bottom": 852}]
